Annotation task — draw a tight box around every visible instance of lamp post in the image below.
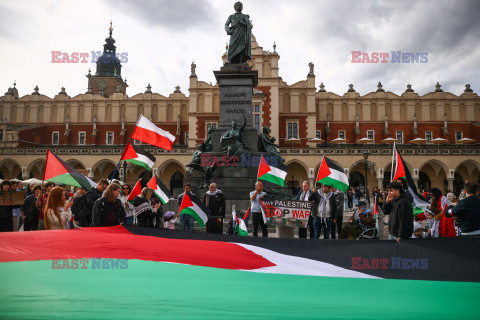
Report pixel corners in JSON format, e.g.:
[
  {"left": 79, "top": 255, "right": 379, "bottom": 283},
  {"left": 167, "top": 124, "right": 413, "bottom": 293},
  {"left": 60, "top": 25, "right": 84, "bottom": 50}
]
[{"left": 363, "top": 150, "right": 370, "bottom": 206}]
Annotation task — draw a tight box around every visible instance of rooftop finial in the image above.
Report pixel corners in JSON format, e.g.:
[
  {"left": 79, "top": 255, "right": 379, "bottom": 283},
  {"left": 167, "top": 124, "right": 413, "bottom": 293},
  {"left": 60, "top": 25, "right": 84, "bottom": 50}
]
[
  {"left": 319, "top": 82, "right": 326, "bottom": 92},
  {"left": 109, "top": 19, "right": 113, "bottom": 37},
  {"left": 273, "top": 41, "right": 277, "bottom": 53},
  {"left": 377, "top": 81, "right": 384, "bottom": 92}
]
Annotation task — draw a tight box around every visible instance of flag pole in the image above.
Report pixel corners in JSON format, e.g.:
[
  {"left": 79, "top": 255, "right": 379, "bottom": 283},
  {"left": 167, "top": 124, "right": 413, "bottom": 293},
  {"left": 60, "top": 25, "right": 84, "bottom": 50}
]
[
  {"left": 111, "top": 114, "right": 143, "bottom": 181},
  {"left": 390, "top": 142, "right": 396, "bottom": 182}
]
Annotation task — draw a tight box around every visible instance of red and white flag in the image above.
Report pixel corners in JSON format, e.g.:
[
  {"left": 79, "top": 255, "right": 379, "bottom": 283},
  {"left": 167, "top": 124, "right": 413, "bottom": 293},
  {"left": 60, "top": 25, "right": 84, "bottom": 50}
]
[{"left": 131, "top": 114, "right": 175, "bottom": 151}]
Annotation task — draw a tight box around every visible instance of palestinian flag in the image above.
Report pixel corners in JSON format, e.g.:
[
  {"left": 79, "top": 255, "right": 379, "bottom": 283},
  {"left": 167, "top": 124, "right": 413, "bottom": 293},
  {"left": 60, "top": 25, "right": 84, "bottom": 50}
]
[
  {"left": 391, "top": 145, "right": 430, "bottom": 219},
  {"left": 146, "top": 175, "right": 172, "bottom": 205},
  {"left": 179, "top": 193, "right": 211, "bottom": 228},
  {"left": 131, "top": 114, "right": 175, "bottom": 151},
  {"left": 127, "top": 179, "right": 142, "bottom": 203},
  {"left": 257, "top": 155, "right": 288, "bottom": 187},
  {"left": 1, "top": 226, "right": 479, "bottom": 319},
  {"left": 43, "top": 149, "right": 97, "bottom": 190},
  {"left": 316, "top": 156, "right": 349, "bottom": 192},
  {"left": 232, "top": 209, "right": 248, "bottom": 236},
  {"left": 120, "top": 142, "right": 156, "bottom": 170}
]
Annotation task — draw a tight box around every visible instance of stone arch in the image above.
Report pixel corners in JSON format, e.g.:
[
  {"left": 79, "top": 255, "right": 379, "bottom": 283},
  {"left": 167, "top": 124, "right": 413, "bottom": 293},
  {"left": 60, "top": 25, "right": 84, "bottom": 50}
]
[
  {"left": 419, "top": 159, "right": 449, "bottom": 190},
  {"left": 91, "top": 159, "right": 117, "bottom": 182},
  {"left": 459, "top": 103, "right": 466, "bottom": 121},
  {"left": 341, "top": 103, "right": 348, "bottom": 121},
  {"left": 0, "top": 158, "right": 22, "bottom": 180},
  {"left": 414, "top": 103, "right": 421, "bottom": 121},
  {"left": 152, "top": 104, "right": 159, "bottom": 122},
  {"left": 166, "top": 104, "right": 173, "bottom": 121},
  {"left": 429, "top": 103, "right": 436, "bottom": 121},
  {"left": 66, "top": 159, "right": 87, "bottom": 170},
  {"left": 78, "top": 104, "right": 85, "bottom": 122},
  {"left": 262, "top": 60, "right": 271, "bottom": 78},
  {"left": 180, "top": 104, "right": 188, "bottom": 121},
  {"left": 213, "top": 94, "right": 219, "bottom": 114},
  {"left": 400, "top": 103, "right": 407, "bottom": 120},
  {"left": 282, "top": 93, "right": 290, "bottom": 113},
  {"left": 370, "top": 102, "right": 377, "bottom": 121},
  {"left": 355, "top": 103, "right": 363, "bottom": 121},
  {"left": 137, "top": 104, "right": 144, "bottom": 118},
  {"left": 444, "top": 103, "right": 451, "bottom": 120},
  {"left": 158, "top": 160, "right": 186, "bottom": 193},
  {"left": 285, "top": 160, "right": 309, "bottom": 194},
  {"left": 455, "top": 159, "right": 480, "bottom": 191},
  {"left": 26, "top": 158, "right": 46, "bottom": 179},
  {"left": 106, "top": 104, "right": 112, "bottom": 122},
  {"left": 299, "top": 93, "right": 307, "bottom": 113},
  {"left": 197, "top": 94, "right": 205, "bottom": 113},
  {"left": 314, "top": 158, "right": 345, "bottom": 178}
]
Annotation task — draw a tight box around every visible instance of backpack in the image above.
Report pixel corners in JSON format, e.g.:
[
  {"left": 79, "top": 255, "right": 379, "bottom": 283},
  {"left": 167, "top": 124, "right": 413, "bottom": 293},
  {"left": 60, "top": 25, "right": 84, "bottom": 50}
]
[{"left": 71, "top": 195, "right": 88, "bottom": 220}]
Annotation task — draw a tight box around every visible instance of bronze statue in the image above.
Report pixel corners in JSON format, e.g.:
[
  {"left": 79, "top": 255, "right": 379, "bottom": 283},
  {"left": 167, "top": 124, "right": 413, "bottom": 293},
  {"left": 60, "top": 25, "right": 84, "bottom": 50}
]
[
  {"left": 220, "top": 115, "right": 249, "bottom": 157},
  {"left": 258, "top": 126, "right": 285, "bottom": 164},
  {"left": 225, "top": 2, "right": 251, "bottom": 64}
]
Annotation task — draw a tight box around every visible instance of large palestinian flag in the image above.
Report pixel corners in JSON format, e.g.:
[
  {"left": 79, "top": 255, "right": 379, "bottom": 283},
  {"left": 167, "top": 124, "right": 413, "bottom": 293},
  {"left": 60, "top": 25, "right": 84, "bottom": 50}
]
[
  {"left": 391, "top": 145, "right": 430, "bottom": 218},
  {"left": 120, "top": 142, "right": 156, "bottom": 170},
  {"left": 1, "top": 227, "right": 479, "bottom": 319},
  {"left": 257, "top": 155, "right": 288, "bottom": 187},
  {"left": 146, "top": 175, "right": 172, "bottom": 205},
  {"left": 131, "top": 114, "right": 175, "bottom": 151},
  {"left": 179, "top": 192, "right": 211, "bottom": 228},
  {"left": 316, "top": 156, "right": 349, "bottom": 192},
  {"left": 43, "top": 149, "right": 97, "bottom": 190}
]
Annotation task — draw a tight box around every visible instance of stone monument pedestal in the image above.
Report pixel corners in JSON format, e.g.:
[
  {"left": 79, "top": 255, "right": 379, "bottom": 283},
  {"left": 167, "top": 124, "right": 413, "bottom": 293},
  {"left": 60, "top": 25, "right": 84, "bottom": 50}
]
[{"left": 276, "top": 226, "right": 295, "bottom": 238}]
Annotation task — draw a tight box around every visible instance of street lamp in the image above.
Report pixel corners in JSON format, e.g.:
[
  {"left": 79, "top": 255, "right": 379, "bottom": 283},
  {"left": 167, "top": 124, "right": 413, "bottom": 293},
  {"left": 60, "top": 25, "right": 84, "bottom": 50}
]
[
  {"left": 363, "top": 150, "right": 370, "bottom": 206},
  {"left": 122, "top": 161, "right": 128, "bottom": 183}
]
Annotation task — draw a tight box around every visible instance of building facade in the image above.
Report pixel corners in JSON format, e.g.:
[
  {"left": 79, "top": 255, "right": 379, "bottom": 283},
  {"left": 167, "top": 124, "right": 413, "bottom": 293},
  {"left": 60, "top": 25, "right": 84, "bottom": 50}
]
[{"left": 1, "top": 30, "right": 479, "bottom": 195}]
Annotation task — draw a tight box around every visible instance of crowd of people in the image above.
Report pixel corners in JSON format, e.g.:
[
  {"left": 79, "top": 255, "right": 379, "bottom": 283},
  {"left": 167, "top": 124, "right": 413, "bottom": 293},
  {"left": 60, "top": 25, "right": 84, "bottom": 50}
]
[{"left": 0, "top": 177, "right": 479, "bottom": 241}]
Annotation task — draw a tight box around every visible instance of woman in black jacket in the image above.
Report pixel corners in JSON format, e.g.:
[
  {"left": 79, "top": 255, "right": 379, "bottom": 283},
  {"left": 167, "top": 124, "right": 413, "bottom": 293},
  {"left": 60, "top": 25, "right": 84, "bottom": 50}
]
[
  {"left": 92, "top": 184, "right": 126, "bottom": 227},
  {"left": 133, "top": 187, "right": 161, "bottom": 228}
]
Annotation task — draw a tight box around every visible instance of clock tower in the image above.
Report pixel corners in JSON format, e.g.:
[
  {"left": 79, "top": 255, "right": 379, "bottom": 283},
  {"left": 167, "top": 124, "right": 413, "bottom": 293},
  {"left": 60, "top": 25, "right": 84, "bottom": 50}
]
[{"left": 86, "top": 21, "right": 128, "bottom": 97}]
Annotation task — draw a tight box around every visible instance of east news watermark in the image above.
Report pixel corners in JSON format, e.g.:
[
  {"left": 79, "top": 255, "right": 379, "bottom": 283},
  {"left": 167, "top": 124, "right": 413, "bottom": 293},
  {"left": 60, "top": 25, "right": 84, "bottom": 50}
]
[
  {"left": 351, "top": 51, "right": 428, "bottom": 63},
  {"left": 351, "top": 257, "right": 428, "bottom": 270},
  {"left": 51, "top": 258, "right": 129, "bottom": 269},
  {"left": 51, "top": 51, "right": 128, "bottom": 63}
]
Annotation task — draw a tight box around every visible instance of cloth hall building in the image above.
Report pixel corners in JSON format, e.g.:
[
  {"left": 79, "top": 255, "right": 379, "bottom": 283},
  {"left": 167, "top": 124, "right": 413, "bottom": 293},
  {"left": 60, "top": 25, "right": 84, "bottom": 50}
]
[{"left": 1, "top": 29, "right": 479, "bottom": 195}]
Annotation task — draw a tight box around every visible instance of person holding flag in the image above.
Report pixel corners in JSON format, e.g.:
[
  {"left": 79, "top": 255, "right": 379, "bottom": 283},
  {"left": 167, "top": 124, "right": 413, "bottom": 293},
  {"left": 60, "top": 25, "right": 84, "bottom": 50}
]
[
  {"left": 310, "top": 183, "right": 338, "bottom": 239},
  {"left": 178, "top": 184, "right": 196, "bottom": 232},
  {"left": 250, "top": 181, "right": 267, "bottom": 237}
]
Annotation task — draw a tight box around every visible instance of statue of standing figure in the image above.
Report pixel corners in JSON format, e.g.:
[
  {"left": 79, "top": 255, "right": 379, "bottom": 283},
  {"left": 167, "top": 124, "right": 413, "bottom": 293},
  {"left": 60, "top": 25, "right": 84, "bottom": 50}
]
[
  {"left": 258, "top": 126, "right": 285, "bottom": 164},
  {"left": 225, "top": 2, "right": 252, "bottom": 64}
]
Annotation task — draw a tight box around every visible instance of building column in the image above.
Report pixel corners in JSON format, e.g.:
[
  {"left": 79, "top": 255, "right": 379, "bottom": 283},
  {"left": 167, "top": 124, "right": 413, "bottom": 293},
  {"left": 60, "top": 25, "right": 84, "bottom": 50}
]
[
  {"left": 413, "top": 178, "right": 419, "bottom": 189},
  {"left": 447, "top": 178, "right": 454, "bottom": 192},
  {"left": 21, "top": 167, "right": 29, "bottom": 180},
  {"left": 308, "top": 168, "right": 315, "bottom": 188},
  {"left": 87, "top": 168, "right": 93, "bottom": 178},
  {"left": 376, "top": 169, "right": 384, "bottom": 189},
  {"left": 119, "top": 167, "right": 125, "bottom": 182}
]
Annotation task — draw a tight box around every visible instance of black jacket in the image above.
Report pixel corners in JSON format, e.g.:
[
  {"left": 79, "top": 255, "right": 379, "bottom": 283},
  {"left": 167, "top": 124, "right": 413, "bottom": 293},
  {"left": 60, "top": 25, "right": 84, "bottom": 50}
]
[
  {"left": 203, "top": 191, "right": 226, "bottom": 218},
  {"left": 178, "top": 192, "right": 195, "bottom": 208},
  {"left": 21, "top": 194, "right": 40, "bottom": 220},
  {"left": 86, "top": 188, "right": 103, "bottom": 216},
  {"left": 309, "top": 191, "right": 338, "bottom": 219},
  {"left": 382, "top": 192, "right": 413, "bottom": 239},
  {"left": 446, "top": 195, "right": 480, "bottom": 233},
  {"left": 92, "top": 197, "right": 126, "bottom": 227}
]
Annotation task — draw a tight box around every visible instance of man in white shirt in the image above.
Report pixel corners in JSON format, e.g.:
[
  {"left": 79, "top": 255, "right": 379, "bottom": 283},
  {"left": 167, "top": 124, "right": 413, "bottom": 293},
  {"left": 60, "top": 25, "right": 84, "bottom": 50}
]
[
  {"left": 295, "top": 180, "right": 314, "bottom": 238},
  {"left": 250, "top": 181, "right": 267, "bottom": 237}
]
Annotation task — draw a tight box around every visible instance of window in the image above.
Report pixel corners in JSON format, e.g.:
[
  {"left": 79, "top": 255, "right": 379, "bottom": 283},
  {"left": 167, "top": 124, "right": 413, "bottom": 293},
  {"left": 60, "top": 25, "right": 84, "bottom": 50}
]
[
  {"left": 455, "top": 131, "right": 463, "bottom": 141},
  {"left": 425, "top": 131, "right": 433, "bottom": 143},
  {"left": 287, "top": 121, "right": 298, "bottom": 139},
  {"left": 206, "top": 122, "right": 217, "bottom": 132},
  {"left": 52, "top": 132, "right": 59, "bottom": 145},
  {"left": 134, "top": 139, "right": 142, "bottom": 145},
  {"left": 253, "top": 104, "right": 262, "bottom": 132},
  {"left": 316, "top": 130, "right": 321, "bottom": 139},
  {"left": 338, "top": 130, "right": 346, "bottom": 140},
  {"left": 106, "top": 132, "right": 114, "bottom": 145},
  {"left": 78, "top": 132, "right": 86, "bottom": 145},
  {"left": 367, "top": 130, "right": 375, "bottom": 143},
  {"left": 185, "top": 132, "right": 189, "bottom": 145},
  {"left": 396, "top": 131, "right": 403, "bottom": 144}
]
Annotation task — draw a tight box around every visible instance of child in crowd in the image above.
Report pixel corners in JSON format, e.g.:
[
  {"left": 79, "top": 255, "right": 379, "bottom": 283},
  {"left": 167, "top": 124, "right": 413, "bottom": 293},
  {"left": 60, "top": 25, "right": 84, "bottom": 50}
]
[
  {"left": 425, "top": 209, "right": 440, "bottom": 238},
  {"left": 412, "top": 221, "right": 427, "bottom": 238},
  {"left": 163, "top": 211, "right": 179, "bottom": 230}
]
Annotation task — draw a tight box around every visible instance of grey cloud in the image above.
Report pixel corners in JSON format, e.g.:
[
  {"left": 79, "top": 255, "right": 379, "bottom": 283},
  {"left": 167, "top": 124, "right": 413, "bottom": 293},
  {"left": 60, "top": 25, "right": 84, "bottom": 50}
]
[{"left": 108, "top": 0, "right": 217, "bottom": 31}]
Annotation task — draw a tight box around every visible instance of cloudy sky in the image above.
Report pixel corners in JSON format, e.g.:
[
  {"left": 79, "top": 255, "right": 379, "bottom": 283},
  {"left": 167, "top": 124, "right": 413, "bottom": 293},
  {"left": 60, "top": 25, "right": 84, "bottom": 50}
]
[{"left": 1, "top": 0, "right": 479, "bottom": 98}]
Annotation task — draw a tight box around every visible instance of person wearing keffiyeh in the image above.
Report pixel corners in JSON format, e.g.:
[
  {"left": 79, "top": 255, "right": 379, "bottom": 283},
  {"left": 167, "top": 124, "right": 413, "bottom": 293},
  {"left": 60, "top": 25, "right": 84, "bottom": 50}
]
[{"left": 309, "top": 183, "right": 337, "bottom": 239}]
